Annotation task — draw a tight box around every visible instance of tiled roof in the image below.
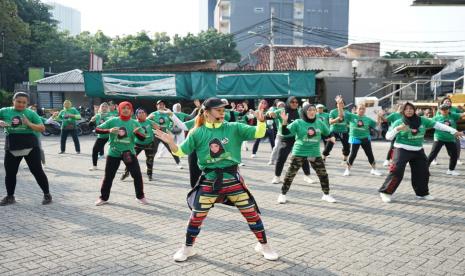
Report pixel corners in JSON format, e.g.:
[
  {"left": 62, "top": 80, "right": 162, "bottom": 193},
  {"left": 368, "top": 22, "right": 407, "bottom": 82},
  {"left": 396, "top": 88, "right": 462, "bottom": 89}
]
[
  {"left": 239, "top": 45, "right": 339, "bottom": 71},
  {"left": 36, "top": 69, "right": 83, "bottom": 84}
]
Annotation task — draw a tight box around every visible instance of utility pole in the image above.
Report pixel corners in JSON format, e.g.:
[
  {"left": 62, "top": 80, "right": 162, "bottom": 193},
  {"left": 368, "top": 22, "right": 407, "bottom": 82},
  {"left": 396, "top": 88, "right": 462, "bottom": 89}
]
[
  {"left": 269, "top": 7, "right": 275, "bottom": 71},
  {"left": 0, "top": 31, "right": 5, "bottom": 90}
]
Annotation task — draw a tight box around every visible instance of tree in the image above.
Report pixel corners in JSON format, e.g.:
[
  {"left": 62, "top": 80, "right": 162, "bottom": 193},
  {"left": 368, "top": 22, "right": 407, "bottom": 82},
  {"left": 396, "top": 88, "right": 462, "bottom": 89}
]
[
  {"left": 107, "top": 31, "right": 155, "bottom": 68},
  {"left": 383, "top": 50, "right": 434, "bottom": 59}
]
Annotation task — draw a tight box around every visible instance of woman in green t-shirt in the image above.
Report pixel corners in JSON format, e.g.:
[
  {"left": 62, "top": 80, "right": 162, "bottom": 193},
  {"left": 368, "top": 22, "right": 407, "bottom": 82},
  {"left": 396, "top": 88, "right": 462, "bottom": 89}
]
[
  {"left": 94, "top": 102, "right": 148, "bottom": 206},
  {"left": 435, "top": 97, "right": 463, "bottom": 166},
  {"left": 427, "top": 104, "right": 465, "bottom": 176},
  {"left": 89, "top": 102, "right": 111, "bottom": 170},
  {"left": 336, "top": 97, "right": 383, "bottom": 177},
  {"left": 53, "top": 100, "right": 81, "bottom": 154},
  {"left": 0, "top": 92, "right": 52, "bottom": 206},
  {"left": 155, "top": 97, "right": 278, "bottom": 262},
  {"left": 378, "top": 102, "right": 463, "bottom": 203},
  {"left": 278, "top": 104, "right": 337, "bottom": 204}
]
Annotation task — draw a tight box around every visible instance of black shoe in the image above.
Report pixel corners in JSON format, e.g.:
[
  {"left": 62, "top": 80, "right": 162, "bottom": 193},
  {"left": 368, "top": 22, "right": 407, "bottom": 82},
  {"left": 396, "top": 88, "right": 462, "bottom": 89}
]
[
  {"left": 42, "top": 194, "right": 52, "bottom": 205},
  {"left": 0, "top": 196, "right": 16, "bottom": 206},
  {"left": 120, "top": 171, "right": 130, "bottom": 181},
  {"left": 76, "top": 151, "right": 80, "bottom": 154},
  {"left": 148, "top": 175, "right": 153, "bottom": 181},
  {"left": 58, "top": 151, "right": 64, "bottom": 154}
]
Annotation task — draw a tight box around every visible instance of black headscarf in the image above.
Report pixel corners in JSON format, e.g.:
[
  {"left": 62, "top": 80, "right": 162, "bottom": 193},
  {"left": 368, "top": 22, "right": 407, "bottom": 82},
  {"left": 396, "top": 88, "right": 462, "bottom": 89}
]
[
  {"left": 401, "top": 102, "right": 421, "bottom": 130},
  {"left": 300, "top": 104, "right": 316, "bottom": 123},
  {"left": 285, "top": 96, "right": 300, "bottom": 123}
]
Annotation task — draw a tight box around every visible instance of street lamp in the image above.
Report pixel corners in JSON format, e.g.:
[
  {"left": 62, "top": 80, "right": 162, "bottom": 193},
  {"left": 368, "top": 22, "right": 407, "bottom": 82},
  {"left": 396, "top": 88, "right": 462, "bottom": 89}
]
[
  {"left": 248, "top": 31, "right": 274, "bottom": 71},
  {"left": 351, "top": 60, "right": 359, "bottom": 106}
]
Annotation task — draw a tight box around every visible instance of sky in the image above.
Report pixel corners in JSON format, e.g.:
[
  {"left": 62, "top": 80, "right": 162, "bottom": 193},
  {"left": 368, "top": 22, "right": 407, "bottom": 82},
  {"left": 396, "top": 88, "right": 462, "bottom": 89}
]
[{"left": 44, "top": 0, "right": 465, "bottom": 56}]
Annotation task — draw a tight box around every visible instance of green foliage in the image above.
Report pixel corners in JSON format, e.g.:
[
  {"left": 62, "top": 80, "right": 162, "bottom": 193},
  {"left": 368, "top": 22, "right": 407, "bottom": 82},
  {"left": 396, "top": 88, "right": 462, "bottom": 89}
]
[
  {"left": 384, "top": 50, "right": 434, "bottom": 59},
  {"left": 0, "top": 89, "right": 13, "bottom": 107}
]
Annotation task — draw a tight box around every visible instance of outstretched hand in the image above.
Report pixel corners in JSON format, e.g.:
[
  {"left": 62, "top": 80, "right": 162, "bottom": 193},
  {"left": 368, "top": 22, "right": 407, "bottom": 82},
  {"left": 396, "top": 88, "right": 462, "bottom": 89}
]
[
  {"left": 280, "top": 111, "right": 288, "bottom": 123},
  {"left": 154, "top": 129, "right": 174, "bottom": 144}
]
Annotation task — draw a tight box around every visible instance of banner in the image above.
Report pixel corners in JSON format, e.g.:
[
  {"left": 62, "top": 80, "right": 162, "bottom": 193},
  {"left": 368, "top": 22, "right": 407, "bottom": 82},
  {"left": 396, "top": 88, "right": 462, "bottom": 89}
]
[{"left": 102, "top": 73, "right": 176, "bottom": 97}]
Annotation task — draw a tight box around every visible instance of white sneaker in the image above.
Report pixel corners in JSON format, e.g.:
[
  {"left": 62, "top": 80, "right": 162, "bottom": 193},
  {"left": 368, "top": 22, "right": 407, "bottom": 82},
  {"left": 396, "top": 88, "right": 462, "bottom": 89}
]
[
  {"left": 251, "top": 154, "right": 256, "bottom": 158},
  {"left": 379, "top": 193, "right": 392, "bottom": 203},
  {"left": 447, "top": 170, "right": 460, "bottom": 176},
  {"left": 431, "top": 159, "right": 438, "bottom": 166},
  {"left": 254, "top": 243, "right": 279, "bottom": 261},
  {"left": 136, "top": 197, "right": 149, "bottom": 205},
  {"left": 277, "top": 194, "right": 287, "bottom": 204},
  {"left": 321, "top": 194, "right": 336, "bottom": 203},
  {"left": 95, "top": 198, "right": 108, "bottom": 206},
  {"left": 98, "top": 155, "right": 105, "bottom": 160},
  {"left": 457, "top": 160, "right": 463, "bottom": 165},
  {"left": 267, "top": 161, "right": 275, "bottom": 166},
  {"left": 383, "top": 160, "right": 390, "bottom": 167},
  {"left": 417, "top": 195, "right": 434, "bottom": 201},
  {"left": 89, "top": 166, "right": 98, "bottom": 171},
  {"left": 343, "top": 168, "right": 350, "bottom": 176},
  {"left": 370, "top": 169, "right": 383, "bottom": 176},
  {"left": 177, "top": 164, "right": 183, "bottom": 169},
  {"left": 303, "top": 175, "right": 314, "bottom": 184},
  {"left": 173, "top": 245, "right": 195, "bottom": 262},
  {"left": 271, "top": 176, "right": 281, "bottom": 184},
  {"left": 239, "top": 163, "right": 245, "bottom": 167}
]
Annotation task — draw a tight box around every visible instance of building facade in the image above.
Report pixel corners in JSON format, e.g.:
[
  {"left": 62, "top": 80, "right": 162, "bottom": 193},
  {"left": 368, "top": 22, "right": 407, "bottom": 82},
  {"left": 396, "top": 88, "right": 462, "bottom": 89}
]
[
  {"left": 45, "top": 1, "right": 81, "bottom": 36},
  {"left": 214, "top": 0, "right": 349, "bottom": 57}
]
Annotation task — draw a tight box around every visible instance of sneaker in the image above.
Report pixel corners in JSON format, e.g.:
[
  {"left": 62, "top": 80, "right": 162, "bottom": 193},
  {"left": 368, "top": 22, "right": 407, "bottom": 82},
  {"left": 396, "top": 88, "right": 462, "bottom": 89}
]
[
  {"left": 239, "top": 163, "right": 245, "bottom": 167},
  {"left": 277, "top": 194, "right": 287, "bottom": 204},
  {"left": 120, "top": 171, "right": 130, "bottom": 181},
  {"left": 98, "top": 155, "right": 105, "bottom": 160},
  {"left": 95, "top": 198, "right": 108, "bottom": 206},
  {"left": 0, "top": 195, "right": 16, "bottom": 206},
  {"left": 251, "top": 154, "right": 256, "bottom": 158},
  {"left": 431, "top": 159, "right": 438, "bottom": 166},
  {"left": 383, "top": 160, "right": 390, "bottom": 167},
  {"left": 379, "top": 192, "right": 392, "bottom": 203},
  {"left": 446, "top": 170, "right": 460, "bottom": 176},
  {"left": 322, "top": 156, "right": 327, "bottom": 162},
  {"left": 177, "top": 164, "right": 184, "bottom": 169},
  {"left": 136, "top": 197, "right": 149, "bottom": 205},
  {"left": 42, "top": 194, "right": 52, "bottom": 205},
  {"left": 457, "top": 160, "right": 463, "bottom": 165},
  {"left": 370, "top": 169, "right": 383, "bottom": 176},
  {"left": 89, "top": 166, "right": 98, "bottom": 171},
  {"left": 321, "top": 194, "right": 336, "bottom": 203},
  {"left": 76, "top": 151, "right": 80, "bottom": 154},
  {"left": 343, "top": 168, "right": 350, "bottom": 176},
  {"left": 58, "top": 151, "right": 65, "bottom": 154},
  {"left": 416, "top": 195, "right": 434, "bottom": 201},
  {"left": 267, "top": 161, "right": 275, "bottom": 166},
  {"left": 303, "top": 175, "right": 314, "bottom": 184},
  {"left": 271, "top": 176, "right": 281, "bottom": 184},
  {"left": 148, "top": 175, "right": 153, "bottom": 181},
  {"left": 254, "top": 243, "right": 279, "bottom": 261},
  {"left": 173, "top": 245, "right": 196, "bottom": 262}
]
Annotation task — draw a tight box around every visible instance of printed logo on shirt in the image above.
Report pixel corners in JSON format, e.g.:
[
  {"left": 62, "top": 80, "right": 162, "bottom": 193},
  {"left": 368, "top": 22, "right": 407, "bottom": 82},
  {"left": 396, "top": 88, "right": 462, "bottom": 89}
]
[
  {"left": 307, "top": 127, "right": 316, "bottom": 138},
  {"left": 444, "top": 120, "right": 451, "bottom": 126},
  {"left": 221, "top": 138, "right": 229, "bottom": 145},
  {"left": 357, "top": 120, "right": 364, "bottom": 127},
  {"left": 209, "top": 138, "right": 225, "bottom": 158},
  {"left": 159, "top": 117, "right": 165, "bottom": 125},
  {"left": 411, "top": 128, "right": 419, "bottom": 136},
  {"left": 11, "top": 116, "right": 22, "bottom": 128},
  {"left": 117, "top": 127, "right": 128, "bottom": 139}
]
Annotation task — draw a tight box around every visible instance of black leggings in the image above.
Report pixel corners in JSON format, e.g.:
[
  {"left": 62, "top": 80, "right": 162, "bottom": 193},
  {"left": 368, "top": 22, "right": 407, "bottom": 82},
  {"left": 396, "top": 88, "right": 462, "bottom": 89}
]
[
  {"left": 385, "top": 137, "right": 396, "bottom": 160},
  {"left": 92, "top": 137, "right": 109, "bottom": 166},
  {"left": 348, "top": 139, "right": 375, "bottom": 166},
  {"left": 100, "top": 155, "right": 144, "bottom": 201},
  {"left": 379, "top": 148, "right": 429, "bottom": 196},
  {"left": 322, "top": 131, "right": 350, "bottom": 157},
  {"left": 4, "top": 148, "right": 50, "bottom": 196},
  {"left": 60, "top": 128, "right": 80, "bottom": 152},
  {"left": 153, "top": 137, "right": 180, "bottom": 164},
  {"left": 252, "top": 128, "right": 275, "bottom": 154},
  {"left": 428, "top": 140, "right": 458, "bottom": 170},
  {"left": 188, "top": 151, "right": 202, "bottom": 188},
  {"left": 275, "top": 137, "right": 310, "bottom": 177}
]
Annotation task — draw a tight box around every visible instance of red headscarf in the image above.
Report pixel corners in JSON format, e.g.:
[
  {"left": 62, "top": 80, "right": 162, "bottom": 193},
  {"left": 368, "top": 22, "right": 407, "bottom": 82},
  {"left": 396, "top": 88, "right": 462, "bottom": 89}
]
[{"left": 118, "top": 101, "right": 133, "bottom": 121}]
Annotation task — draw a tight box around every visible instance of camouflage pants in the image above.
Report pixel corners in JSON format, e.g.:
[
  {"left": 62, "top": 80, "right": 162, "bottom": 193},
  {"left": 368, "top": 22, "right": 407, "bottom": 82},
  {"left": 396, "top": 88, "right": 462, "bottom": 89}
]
[{"left": 282, "top": 156, "right": 330, "bottom": 195}]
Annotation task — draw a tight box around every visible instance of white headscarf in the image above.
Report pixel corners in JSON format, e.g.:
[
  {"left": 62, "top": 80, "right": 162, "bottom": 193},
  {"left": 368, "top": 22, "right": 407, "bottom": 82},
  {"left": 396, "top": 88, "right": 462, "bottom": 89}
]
[{"left": 173, "top": 103, "right": 182, "bottom": 113}]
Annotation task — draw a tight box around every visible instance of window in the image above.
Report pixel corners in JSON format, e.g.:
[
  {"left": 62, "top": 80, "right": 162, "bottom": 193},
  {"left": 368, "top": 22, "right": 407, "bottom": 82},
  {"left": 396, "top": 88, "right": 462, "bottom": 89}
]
[{"left": 254, "top": 7, "right": 264, "bottom": 13}]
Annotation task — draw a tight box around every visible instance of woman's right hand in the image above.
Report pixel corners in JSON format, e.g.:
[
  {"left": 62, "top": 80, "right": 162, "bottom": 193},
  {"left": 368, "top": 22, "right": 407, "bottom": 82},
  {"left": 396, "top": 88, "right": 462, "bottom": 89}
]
[
  {"left": 396, "top": 124, "right": 408, "bottom": 132},
  {"left": 110, "top": 127, "right": 119, "bottom": 134},
  {"left": 280, "top": 111, "right": 288, "bottom": 124},
  {"left": 0, "top": 120, "right": 9, "bottom": 127}
]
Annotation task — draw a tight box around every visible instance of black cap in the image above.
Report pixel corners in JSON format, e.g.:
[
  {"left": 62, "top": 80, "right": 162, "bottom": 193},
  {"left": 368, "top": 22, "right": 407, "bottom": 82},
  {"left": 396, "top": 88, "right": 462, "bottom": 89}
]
[
  {"left": 439, "top": 104, "right": 450, "bottom": 110},
  {"left": 202, "top": 97, "right": 228, "bottom": 109},
  {"left": 156, "top": 100, "right": 165, "bottom": 105}
]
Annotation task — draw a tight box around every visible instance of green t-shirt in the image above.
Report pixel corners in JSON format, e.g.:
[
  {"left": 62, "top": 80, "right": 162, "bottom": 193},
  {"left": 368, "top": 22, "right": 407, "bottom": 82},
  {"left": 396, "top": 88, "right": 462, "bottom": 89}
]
[
  {"left": 149, "top": 111, "right": 172, "bottom": 131},
  {"left": 267, "top": 108, "right": 301, "bottom": 138},
  {"left": 391, "top": 117, "right": 436, "bottom": 147},
  {"left": 316, "top": 112, "right": 329, "bottom": 126},
  {"left": 435, "top": 106, "right": 460, "bottom": 116},
  {"left": 287, "top": 119, "right": 330, "bottom": 157},
  {"left": 345, "top": 113, "right": 377, "bottom": 139},
  {"left": 180, "top": 122, "right": 256, "bottom": 179},
  {"left": 97, "top": 117, "right": 143, "bottom": 157},
  {"left": 94, "top": 112, "right": 112, "bottom": 139},
  {"left": 136, "top": 120, "right": 155, "bottom": 145},
  {"left": 432, "top": 113, "right": 461, "bottom": 142},
  {"left": 329, "top": 109, "right": 349, "bottom": 133},
  {"left": 57, "top": 107, "right": 81, "bottom": 129},
  {"left": 108, "top": 110, "right": 119, "bottom": 117},
  {"left": 185, "top": 118, "right": 196, "bottom": 130},
  {"left": 175, "top": 112, "right": 189, "bottom": 122},
  {"left": 0, "top": 107, "right": 43, "bottom": 135},
  {"left": 386, "top": 112, "right": 402, "bottom": 124}
]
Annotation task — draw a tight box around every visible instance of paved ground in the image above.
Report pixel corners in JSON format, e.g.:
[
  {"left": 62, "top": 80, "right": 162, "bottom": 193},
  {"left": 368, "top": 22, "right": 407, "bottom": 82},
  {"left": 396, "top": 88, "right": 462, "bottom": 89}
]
[{"left": 0, "top": 134, "right": 464, "bottom": 276}]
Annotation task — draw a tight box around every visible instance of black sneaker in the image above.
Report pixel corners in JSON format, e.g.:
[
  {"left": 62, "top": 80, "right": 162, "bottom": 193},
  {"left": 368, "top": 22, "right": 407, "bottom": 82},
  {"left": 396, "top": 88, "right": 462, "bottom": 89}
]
[
  {"left": 148, "top": 175, "right": 153, "bottom": 181},
  {"left": 42, "top": 194, "right": 52, "bottom": 205},
  {"left": 120, "top": 171, "right": 130, "bottom": 181},
  {"left": 0, "top": 195, "right": 16, "bottom": 206},
  {"left": 76, "top": 151, "right": 80, "bottom": 154},
  {"left": 58, "top": 151, "right": 65, "bottom": 154}
]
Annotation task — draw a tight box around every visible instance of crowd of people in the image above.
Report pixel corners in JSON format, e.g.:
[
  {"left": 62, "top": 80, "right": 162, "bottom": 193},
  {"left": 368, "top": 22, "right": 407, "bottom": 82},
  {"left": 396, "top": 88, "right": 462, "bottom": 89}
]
[{"left": 1, "top": 92, "right": 464, "bottom": 262}]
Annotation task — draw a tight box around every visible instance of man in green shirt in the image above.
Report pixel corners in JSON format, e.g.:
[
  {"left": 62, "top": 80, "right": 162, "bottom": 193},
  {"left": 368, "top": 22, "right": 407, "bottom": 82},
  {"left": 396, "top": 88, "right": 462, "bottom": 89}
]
[{"left": 53, "top": 100, "right": 81, "bottom": 154}]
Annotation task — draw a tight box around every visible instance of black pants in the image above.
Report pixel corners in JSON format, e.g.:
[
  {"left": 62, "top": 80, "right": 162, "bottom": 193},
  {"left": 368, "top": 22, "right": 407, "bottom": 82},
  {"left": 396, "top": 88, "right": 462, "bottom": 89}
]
[
  {"left": 322, "top": 131, "right": 350, "bottom": 157},
  {"left": 379, "top": 148, "right": 429, "bottom": 196},
  {"left": 92, "top": 137, "right": 109, "bottom": 166},
  {"left": 153, "top": 137, "right": 180, "bottom": 164},
  {"left": 188, "top": 151, "right": 202, "bottom": 188},
  {"left": 124, "top": 142, "right": 156, "bottom": 177},
  {"left": 100, "top": 155, "right": 144, "bottom": 201},
  {"left": 4, "top": 148, "right": 50, "bottom": 196},
  {"left": 428, "top": 140, "right": 458, "bottom": 170},
  {"left": 457, "top": 140, "right": 461, "bottom": 159},
  {"left": 252, "top": 128, "right": 275, "bottom": 154},
  {"left": 386, "top": 138, "right": 396, "bottom": 160},
  {"left": 275, "top": 137, "right": 310, "bottom": 177},
  {"left": 348, "top": 139, "right": 375, "bottom": 166},
  {"left": 60, "top": 128, "right": 80, "bottom": 152}
]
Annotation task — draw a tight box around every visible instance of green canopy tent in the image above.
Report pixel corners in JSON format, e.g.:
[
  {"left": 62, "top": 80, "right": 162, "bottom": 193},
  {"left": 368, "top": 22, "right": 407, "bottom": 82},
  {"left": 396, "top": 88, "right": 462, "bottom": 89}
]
[{"left": 84, "top": 71, "right": 316, "bottom": 100}]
